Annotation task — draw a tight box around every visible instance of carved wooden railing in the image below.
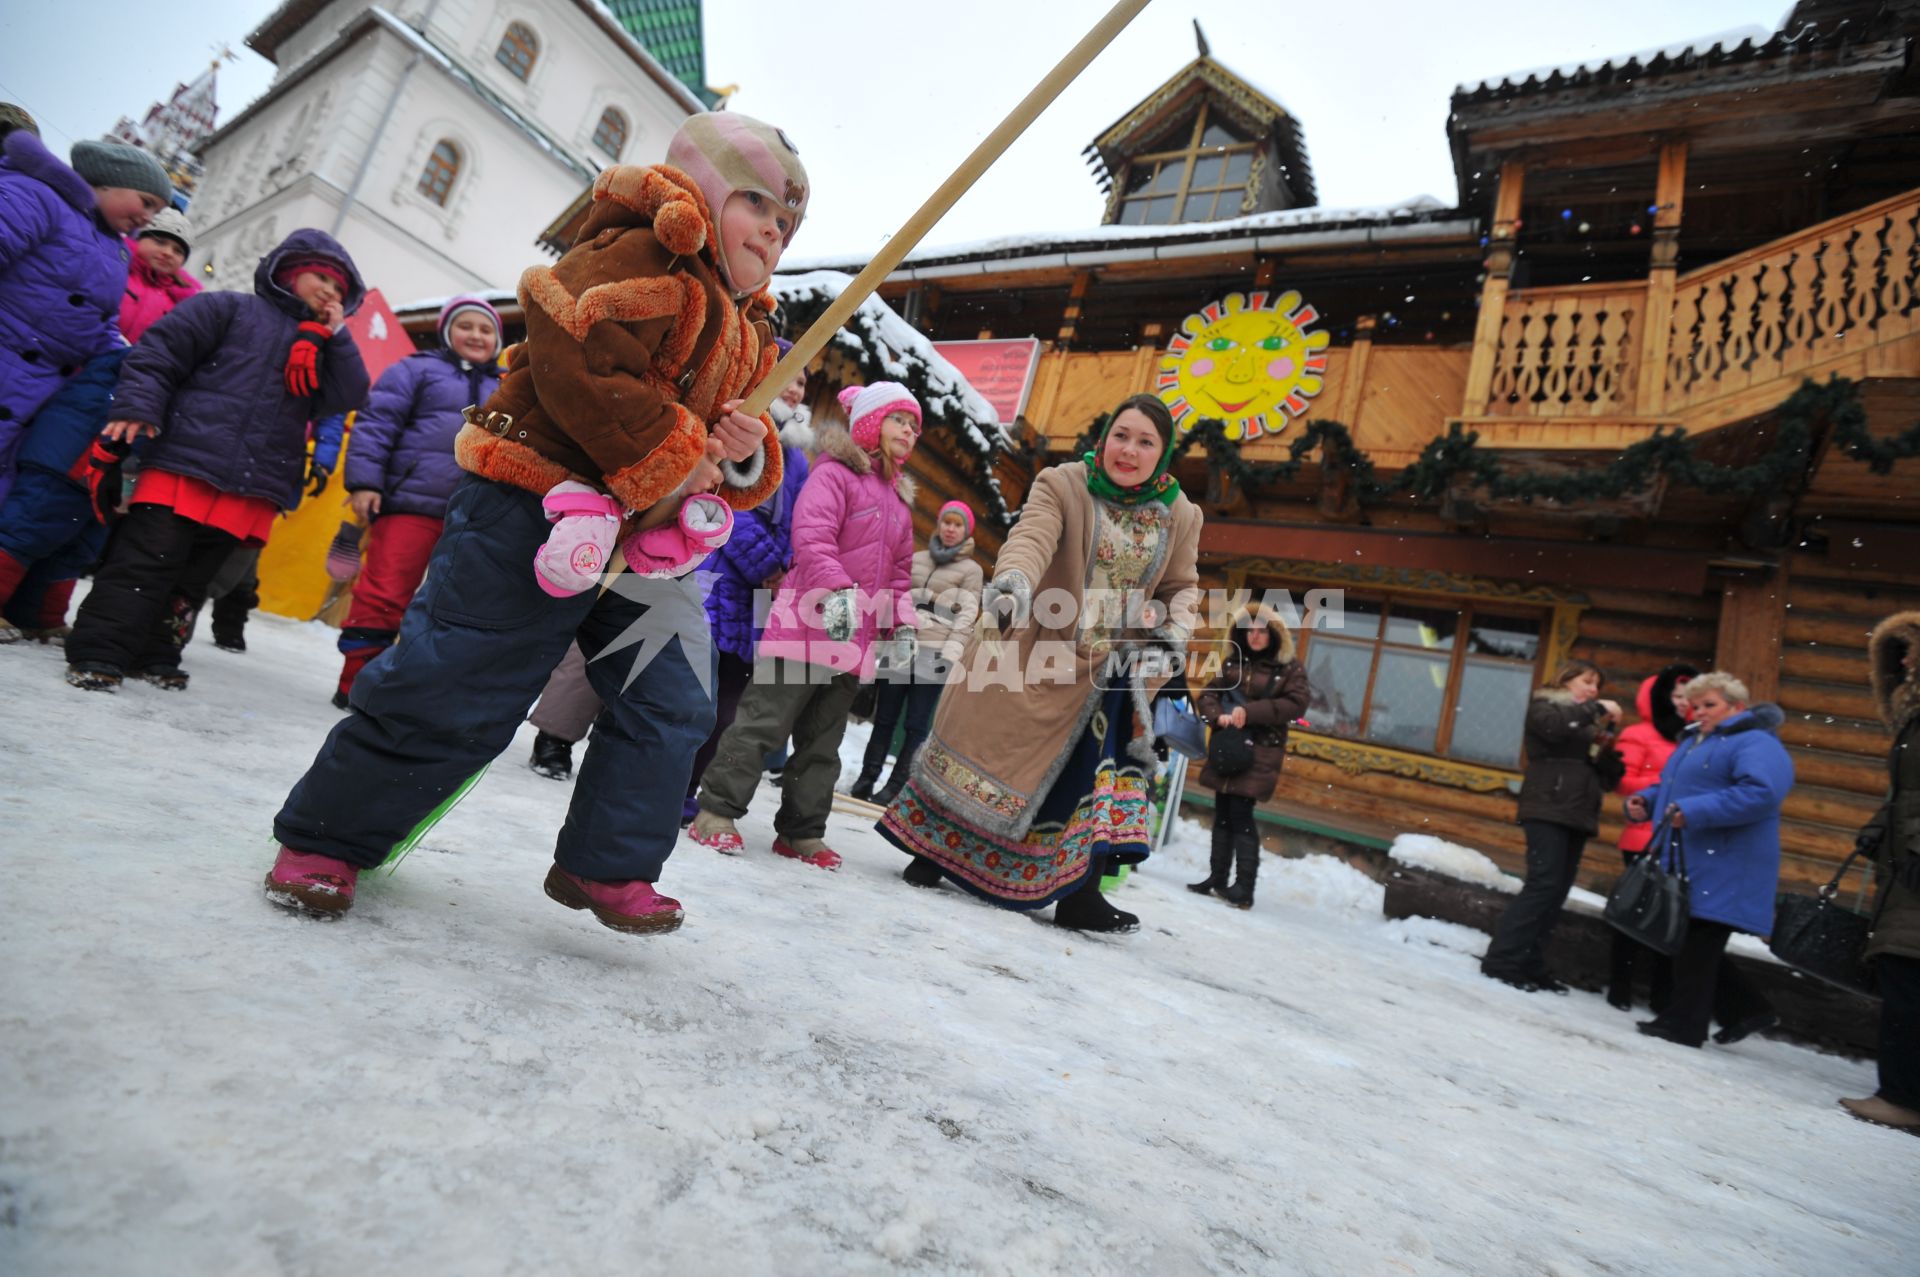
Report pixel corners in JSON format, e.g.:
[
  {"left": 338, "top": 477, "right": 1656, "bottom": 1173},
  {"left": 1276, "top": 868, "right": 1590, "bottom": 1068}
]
[
  {"left": 1481, "top": 282, "right": 1646, "bottom": 418},
  {"left": 1664, "top": 189, "right": 1920, "bottom": 413}
]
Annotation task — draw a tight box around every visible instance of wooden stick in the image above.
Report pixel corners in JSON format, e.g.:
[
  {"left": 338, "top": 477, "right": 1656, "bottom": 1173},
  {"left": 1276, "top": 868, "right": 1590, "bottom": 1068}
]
[{"left": 735, "top": 0, "right": 1154, "bottom": 419}]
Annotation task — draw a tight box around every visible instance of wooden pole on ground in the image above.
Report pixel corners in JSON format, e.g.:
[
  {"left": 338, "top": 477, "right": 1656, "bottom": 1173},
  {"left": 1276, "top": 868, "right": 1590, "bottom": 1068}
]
[{"left": 734, "top": 0, "right": 1155, "bottom": 419}]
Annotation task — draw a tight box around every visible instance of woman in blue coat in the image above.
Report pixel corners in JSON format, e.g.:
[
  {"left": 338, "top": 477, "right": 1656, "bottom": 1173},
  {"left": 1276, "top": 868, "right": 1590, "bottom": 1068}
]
[
  {"left": 1625, "top": 671, "right": 1795, "bottom": 1048},
  {"left": 333, "top": 295, "right": 501, "bottom": 701}
]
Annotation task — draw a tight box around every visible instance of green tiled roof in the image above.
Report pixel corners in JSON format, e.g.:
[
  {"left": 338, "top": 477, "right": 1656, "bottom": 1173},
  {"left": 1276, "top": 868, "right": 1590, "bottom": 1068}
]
[{"left": 603, "top": 0, "right": 718, "bottom": 107}]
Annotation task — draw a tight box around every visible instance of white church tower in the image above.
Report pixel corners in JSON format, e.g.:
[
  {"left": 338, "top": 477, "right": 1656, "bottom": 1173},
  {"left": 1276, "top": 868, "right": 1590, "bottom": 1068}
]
[{"left": 190, "top": 1, "right": 704, "bottom": 302}]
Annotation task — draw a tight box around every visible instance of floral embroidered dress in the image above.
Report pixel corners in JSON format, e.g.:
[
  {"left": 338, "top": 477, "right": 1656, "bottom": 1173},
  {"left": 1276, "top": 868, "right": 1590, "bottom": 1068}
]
[{"left": 879, "top": 499, "right": 1173, "bottom": 908}]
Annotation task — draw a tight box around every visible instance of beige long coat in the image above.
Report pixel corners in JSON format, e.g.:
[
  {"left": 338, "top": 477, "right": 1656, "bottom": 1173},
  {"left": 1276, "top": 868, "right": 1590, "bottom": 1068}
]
[{"left": 910, "top": 462, "right": 1202, "bottom": 840}]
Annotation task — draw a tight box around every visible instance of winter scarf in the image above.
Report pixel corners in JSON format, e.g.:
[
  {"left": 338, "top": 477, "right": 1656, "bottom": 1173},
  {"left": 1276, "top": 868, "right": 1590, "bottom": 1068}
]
[{"left": 927, "top": 534, "right": 963, "bottom": 567}]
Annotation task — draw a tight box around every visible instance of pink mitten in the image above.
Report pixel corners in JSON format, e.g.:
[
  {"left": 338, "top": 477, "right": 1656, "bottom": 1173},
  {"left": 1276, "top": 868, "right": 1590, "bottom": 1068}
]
[
  {"left": 534, "top": 481, "right": 624, "bottom": 596},
  {"left": 621, "top": 493, "right": 734, "bottom": 578}
]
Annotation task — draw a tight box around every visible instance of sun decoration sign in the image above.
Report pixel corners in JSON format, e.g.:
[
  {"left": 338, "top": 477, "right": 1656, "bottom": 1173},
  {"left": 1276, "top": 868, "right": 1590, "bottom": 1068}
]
[{"left": 1156, "top": 290, "right": 1330, "bottom": 442}]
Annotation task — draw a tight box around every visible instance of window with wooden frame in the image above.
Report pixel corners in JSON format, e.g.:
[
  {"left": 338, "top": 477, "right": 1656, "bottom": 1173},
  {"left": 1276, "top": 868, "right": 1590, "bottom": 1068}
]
[
  {"left": 1114, "top": 103, "right": 1259, "bottom": 226},
  {"left": 495, "top": 22, "right": 540, "bottom": 81},
  {"left": 591, "top": 107, "right": 628, "bottom": 160},
  {"left": 1295, "top": 596, "right": 1544, "bottom": 770},
  {"left": 417, "top": 139, "right": 460, "bottom": 206}
]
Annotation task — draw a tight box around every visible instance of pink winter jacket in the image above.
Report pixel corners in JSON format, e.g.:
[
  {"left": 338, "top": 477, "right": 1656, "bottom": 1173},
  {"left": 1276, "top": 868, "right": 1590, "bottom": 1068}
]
[
  {"left": 119, "top": 243, "right": 202, "bottom": 344},
  {"left": 755, "top": 429, "right": 917, "bottom": 678}
]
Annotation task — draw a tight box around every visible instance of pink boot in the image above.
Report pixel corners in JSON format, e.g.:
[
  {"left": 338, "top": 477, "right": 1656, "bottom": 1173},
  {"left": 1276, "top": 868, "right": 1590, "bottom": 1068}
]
[
  {"left": 263, "top": 846, "right": 360, "bottom": 917},
  {"left": 772, "top": 836, "right": 843, "bottom": 871},
  {"left": 543, "top": 865, "right": 684, "bottom": 935}
]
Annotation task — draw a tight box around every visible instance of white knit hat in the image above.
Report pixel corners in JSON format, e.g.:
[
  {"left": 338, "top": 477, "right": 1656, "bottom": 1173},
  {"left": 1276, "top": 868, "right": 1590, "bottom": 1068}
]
[
  {"left": 138, "top": 206, "right": 193, "bottom": 254},
  {"left": 836, "top": 381, "right": 921, "bottom": 451}
]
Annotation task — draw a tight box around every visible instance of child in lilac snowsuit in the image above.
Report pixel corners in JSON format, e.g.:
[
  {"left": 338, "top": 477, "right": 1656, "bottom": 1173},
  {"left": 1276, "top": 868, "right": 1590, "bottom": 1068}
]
[{"left": 0, "top": 131, "right": 170, "bottom": 506}]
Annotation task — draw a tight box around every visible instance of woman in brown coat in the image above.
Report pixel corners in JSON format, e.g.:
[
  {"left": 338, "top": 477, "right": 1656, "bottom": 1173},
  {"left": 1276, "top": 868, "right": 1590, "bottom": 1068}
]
[
  {"left": 1840, "top": 611, "right": 1920, "bottom": 1132},
  {"left": 877, "top": 395, "right": 1203, "bottom": 933},
  {"left": 1191, "top": 604, "right": 1310, "bottom": 908}
]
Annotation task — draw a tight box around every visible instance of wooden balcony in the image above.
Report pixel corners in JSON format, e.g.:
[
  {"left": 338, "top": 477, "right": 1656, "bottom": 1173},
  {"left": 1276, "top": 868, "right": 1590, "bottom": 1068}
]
[{"left": 1459, "top": 186, "right": 1920, "bottom": 443}]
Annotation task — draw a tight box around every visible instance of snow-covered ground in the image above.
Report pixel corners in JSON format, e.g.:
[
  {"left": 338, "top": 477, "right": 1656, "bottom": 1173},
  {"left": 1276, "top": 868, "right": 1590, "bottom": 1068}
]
[{"left": 2, "top": 612, "right": 1914, "bottom": 1276}]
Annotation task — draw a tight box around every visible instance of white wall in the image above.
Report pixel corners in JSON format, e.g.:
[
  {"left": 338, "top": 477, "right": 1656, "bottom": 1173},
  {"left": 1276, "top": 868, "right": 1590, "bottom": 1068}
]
[{"left": 192, "top": 0, "right": 692, "bottom": 304}]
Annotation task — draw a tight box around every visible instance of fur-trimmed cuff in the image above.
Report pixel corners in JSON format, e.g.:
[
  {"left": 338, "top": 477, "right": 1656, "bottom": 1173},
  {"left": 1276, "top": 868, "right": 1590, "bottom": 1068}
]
[
  {"left": 454, "top": 423, "right": 580, "bottom": 497},
  {"left": 718, "top": 425, "right": 783, "bottom": 513},
  {"left": 719, "top": 441, "right": 766, "bottom": 491},
  {"left": 604, "top": 404, "right": 707, "bottom": 514}
]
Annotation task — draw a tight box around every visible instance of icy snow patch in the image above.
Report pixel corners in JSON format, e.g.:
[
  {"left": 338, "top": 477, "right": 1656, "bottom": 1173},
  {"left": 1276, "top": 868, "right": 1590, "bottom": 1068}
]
[{"left": 1390, "top": 833, "right": 1521, "bottom": 892}]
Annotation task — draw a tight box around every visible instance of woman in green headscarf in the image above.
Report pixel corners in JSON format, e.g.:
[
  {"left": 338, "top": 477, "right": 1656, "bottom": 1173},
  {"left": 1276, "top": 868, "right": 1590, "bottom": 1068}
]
[{"left": 877, "top": 394, "right": 1203, "bottom": 932}]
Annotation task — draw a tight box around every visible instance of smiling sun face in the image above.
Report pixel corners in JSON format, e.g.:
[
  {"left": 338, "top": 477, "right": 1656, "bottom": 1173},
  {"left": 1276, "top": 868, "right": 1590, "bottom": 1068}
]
[{"left": 1156, "top": 290, "right": 1331, "bottom": 442}]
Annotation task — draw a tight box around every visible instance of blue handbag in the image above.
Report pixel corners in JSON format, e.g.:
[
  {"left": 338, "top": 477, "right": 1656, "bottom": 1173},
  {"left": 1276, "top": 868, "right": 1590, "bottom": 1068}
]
[{"left": 1152, "top": 696, "right": 1208, "bottom": 761}]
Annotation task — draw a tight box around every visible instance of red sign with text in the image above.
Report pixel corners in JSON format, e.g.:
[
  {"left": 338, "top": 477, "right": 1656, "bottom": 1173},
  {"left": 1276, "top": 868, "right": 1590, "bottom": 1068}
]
[{"left": 932, "top": 338, "right": 1042, "bottom": 425}]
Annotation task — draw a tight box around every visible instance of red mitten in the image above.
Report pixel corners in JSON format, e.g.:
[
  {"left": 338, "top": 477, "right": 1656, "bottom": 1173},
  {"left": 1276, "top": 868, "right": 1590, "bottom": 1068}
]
[
  {"left": 284, "top": 321, "right": 331, "bottom": 397},
  {"left": 78, "top": 436, "right": 133, "bottom": 525}
]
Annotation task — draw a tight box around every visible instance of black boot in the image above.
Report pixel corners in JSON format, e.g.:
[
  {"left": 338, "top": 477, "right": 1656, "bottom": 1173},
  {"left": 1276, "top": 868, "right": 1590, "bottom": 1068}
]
[
  {"left": 1607, "top": 931, "right": 1636, "bottom": 1010},
  {"left": 1223, "top": 827, "right": 1260, "bottom": 908},
  {"left": 848, "top": 763, "right": 882, "bottom": 802},
  {"left": 1054, "top": 881, "right": 1140, "bottom": 933},
  {"left": 1188, "top": 818, "right": 1234, "bottom": 894},
  {"left": 874, "top": 768, "right": 909, "bottom": 807},
  {"left": 902, "top": 855, "right": 944, "bottom": 889},
  {"left": 529, "top": 731, "right": 574, "bottom": 780}
]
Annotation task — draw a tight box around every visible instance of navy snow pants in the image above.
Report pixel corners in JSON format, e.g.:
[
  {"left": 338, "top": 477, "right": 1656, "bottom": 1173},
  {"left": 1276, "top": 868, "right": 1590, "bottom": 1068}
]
[
  {"left": 0, "top": 467, "right": 109, "bottom": 622},
  {"left": 274, "top": 476, "right": 715, "bottom": 881}
]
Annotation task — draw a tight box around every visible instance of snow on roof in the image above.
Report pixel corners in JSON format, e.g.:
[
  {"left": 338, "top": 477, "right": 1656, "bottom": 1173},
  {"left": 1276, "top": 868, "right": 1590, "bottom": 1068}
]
[
  {"left": 781, "top": 195, "right": 1457, "bottom": 274},
  {"left": 392, "top": 289, "right": 521, "bottom": 317},
  {"left": 1457, "top": 23, "right": 1775, "bottom": 95},
  {"left": 773, "top": 270, "right": 1009, "bottom": 453}
]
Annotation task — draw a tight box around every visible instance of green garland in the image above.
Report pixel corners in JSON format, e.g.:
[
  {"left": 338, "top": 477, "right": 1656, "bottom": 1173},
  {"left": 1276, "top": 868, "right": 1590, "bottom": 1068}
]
[
  {"left": 773, "top": 285, "right": 1015, "bottom": 527},
  {"left": 1112, "top": 377, "right": 1920, "bottom": 508}
]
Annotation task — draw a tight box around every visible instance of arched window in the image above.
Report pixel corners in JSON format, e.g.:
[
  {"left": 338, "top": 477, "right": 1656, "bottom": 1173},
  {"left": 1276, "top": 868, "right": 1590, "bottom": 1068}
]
[
  {"left": 418, "top": 139, "right": 460, "bottom": 205},
  {"left": 494, "top": 22, "right": 539, "bottom": 81},
  {"left": 592, "top": 107, "right": 628, "bottom": 160}
]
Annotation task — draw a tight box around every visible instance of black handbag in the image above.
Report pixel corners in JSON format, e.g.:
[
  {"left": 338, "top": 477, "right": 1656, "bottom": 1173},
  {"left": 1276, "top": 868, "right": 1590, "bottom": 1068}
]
[
  {"left": 1769, "top": 849, "right": 1878, "bottom": 994},
  {"left": 1604, "top": 821, "right": 1690, "bottom": 956},
  {"left": 1207, "top": 724, "right": 1256, "bottom": 777}
]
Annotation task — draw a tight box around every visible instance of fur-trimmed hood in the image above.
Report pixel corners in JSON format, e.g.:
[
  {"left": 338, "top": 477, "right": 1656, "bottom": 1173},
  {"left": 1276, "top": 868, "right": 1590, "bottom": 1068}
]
[
  {"left": 1637, "top": 662, "right": 1700, "bottom": 743},
  {"left": 1870, "top": 611, "right": 1920, "bottom": 734},
  {"left": 813, "top": 416, "right": 916, "bottom": 505},
  {"left": 1223, "top": 601, "right": 1296, "bottom": 666},
  {"left": 583, "top": 163, "right": 775, "bottom": 311}
]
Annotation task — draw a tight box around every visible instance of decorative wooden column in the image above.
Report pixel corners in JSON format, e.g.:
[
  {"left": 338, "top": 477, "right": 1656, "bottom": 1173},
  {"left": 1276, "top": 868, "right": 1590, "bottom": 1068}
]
[
  {"left": 1713, "top": 563, "right": 1788, "bottom": 704},
  {"left": 1462, "top": 160, "right": 1526, "bottom": 415},
  {"left": 1635, "top": 141, "right": 1688, "bottom": 415},
  {"left": 1056, "top": 269, "right": 1094, "bottom": 348}
]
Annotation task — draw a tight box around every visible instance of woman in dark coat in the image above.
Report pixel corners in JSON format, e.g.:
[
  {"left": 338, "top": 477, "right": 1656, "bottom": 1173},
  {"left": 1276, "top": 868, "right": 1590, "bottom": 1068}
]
[
  {"left": 1191, "top": 603, "right": 1309, "bottom": 908},
  {"left": 1481, "top": 660, "right": 1622, "bottom": 992},
  {"left": 1841, "top": 612, "right": 1920, "bottom": 1131}
]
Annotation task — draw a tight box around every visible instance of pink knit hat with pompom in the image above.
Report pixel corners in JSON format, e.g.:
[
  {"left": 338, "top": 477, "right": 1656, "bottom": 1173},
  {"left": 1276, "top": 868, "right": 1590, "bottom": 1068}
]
[{"left": 837, "top": 382, "right": 921, "bottom": 451}]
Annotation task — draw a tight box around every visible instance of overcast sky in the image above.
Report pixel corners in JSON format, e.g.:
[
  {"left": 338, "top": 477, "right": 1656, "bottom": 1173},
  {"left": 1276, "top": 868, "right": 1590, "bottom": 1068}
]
[{"left": 3, "top": 0, "right": 1785, "bottom": 261}]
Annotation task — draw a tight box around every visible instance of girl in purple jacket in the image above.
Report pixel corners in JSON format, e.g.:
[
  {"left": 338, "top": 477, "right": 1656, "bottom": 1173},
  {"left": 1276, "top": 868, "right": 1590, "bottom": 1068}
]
[
  {"left": 689, "top": 381, "right": 919, "bottom": 870},
  {"left": 332, "top": 295, "right": 502, "bottom": 702}
]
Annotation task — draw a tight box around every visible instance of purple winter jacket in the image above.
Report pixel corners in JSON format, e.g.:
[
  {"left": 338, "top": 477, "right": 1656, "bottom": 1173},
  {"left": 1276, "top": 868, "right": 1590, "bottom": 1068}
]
[
  {"left": 0, "top": 131, "right": 133, "bottom": 506},
  {"left": 757, "top": 430, "right": 917, "bottom": 678},
  {"left": 116, "top": 228, "right": 371, "bottom": 511},
  {"left": 703, "top": 440, "right": 809, "bottom": 661},
  {"left": 343, "top": 350, "right": 500, "bottom": 518}
]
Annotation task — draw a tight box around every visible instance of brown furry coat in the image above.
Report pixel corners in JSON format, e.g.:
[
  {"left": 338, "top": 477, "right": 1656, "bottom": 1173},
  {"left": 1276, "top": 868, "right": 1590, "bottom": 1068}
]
[
  {"left": 1865, "top": 611, "right": 1920, "bottom": 962},
  {"left": 455, "top": 164, "right": 783, "bottom": 516}
]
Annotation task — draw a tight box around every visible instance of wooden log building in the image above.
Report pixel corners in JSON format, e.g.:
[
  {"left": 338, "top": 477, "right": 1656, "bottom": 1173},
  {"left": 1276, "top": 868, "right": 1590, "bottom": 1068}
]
[
  {"left": 408, "top": 0, "right": 1920, "bottom": 900},
  {"left": 767, "top": 0, "right": 1920, "bottom": 897}
]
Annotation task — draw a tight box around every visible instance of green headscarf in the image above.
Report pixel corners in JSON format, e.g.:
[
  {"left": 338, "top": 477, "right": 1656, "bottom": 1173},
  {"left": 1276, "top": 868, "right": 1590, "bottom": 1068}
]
[{"left": 1083, "top": 396, "right": 1180, "bottom": 507}]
